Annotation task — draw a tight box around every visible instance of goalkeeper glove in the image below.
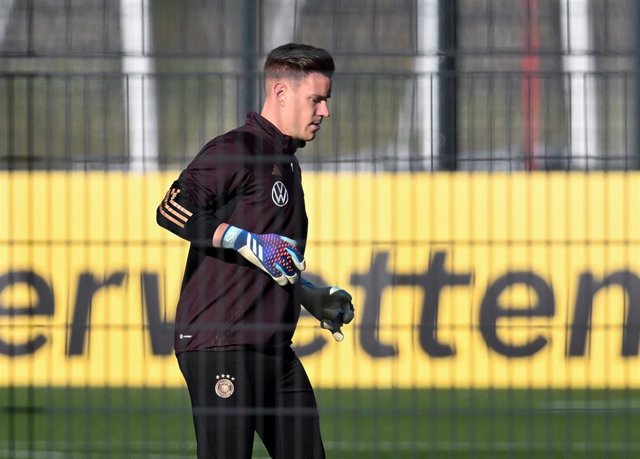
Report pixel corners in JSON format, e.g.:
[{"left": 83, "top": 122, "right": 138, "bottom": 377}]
[
  {"left": 221, "top": 225, "right": 306, "bottom": 286},
  {"left": 301, "top": 280, "right": 355, "bottom": 342}
]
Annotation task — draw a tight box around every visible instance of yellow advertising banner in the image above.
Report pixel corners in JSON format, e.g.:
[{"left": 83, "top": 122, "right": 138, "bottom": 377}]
[{"left": 2, "top": 171, "right": 640, "bottom": 388}]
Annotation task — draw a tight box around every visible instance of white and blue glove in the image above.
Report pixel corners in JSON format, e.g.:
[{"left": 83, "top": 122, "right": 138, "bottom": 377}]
[
  {"left": 301, "top": 279, "right": 355, "bottom": 342},
  {"left": 221, "top": 225, "right": 306, "bottom": 286}
]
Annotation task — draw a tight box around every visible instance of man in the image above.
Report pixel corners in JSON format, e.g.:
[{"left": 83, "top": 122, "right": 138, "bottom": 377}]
[{"left": 157, "top": 43, "right": 354, "bottom": 459}]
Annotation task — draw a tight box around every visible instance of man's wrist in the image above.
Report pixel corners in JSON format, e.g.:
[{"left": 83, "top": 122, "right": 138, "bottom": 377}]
[
  {"left": 300, "top": 277, "right": 315, "bottom": 289},
  {"left": 212, "top": 223, "right": 229, "bottom": 248},
  {"left": 220, "top": 224, "right": 244, "bottom": 250}
]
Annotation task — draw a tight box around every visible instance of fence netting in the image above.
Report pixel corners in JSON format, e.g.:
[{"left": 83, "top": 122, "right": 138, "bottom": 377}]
[{"left": 2, "top": 1, "right": 640, "bottom": 458}]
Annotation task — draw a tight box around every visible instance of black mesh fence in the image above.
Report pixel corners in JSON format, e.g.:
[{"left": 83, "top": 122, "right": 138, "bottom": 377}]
[{"left": 2, "top": 1, "right": 640, "bottom": 458}]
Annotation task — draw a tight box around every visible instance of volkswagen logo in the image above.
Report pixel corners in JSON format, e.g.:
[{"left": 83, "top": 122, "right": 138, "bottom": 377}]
[{"left": 271, "top": 181, "right": 289, "bottom": 207}]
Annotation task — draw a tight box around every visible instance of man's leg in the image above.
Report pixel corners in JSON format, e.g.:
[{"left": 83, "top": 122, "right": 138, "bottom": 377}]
[
  {"left": 177, "top": 351, "right": 255, "bottom": 459},
  {"left": 256, "top": 349, "right": 325, "bottom": 459}
]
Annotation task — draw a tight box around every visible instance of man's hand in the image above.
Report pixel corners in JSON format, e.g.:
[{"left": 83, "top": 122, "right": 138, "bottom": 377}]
[
  {"left": 221, "top": 225, "right": 305, "bottom": 286},
  {"left": 301, "top": 281, "right": 355, "bottom": 341}
]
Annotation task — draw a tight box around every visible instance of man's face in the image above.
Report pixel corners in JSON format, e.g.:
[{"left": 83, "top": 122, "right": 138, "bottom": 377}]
[{"left": 281, "top": 72, "right": 332, "bottom": 142}]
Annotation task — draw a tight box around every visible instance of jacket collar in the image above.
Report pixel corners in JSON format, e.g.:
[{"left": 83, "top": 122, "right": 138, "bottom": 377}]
[{"left": 246, "top": 112, "right": 306, "bottom": 155}]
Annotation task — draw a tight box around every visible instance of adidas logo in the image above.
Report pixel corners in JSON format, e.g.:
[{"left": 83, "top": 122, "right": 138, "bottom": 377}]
[{"left": 272, "top": 165, "right": 282, "bottom": 176}]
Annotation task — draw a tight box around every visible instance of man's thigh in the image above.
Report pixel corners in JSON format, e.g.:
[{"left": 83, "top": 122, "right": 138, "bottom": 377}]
[
  {"left": 257, "top": 350, "right": 325, "bottom": 459},
  {"left": 177, "top": 351, "right": 256, "bottom": 459}
]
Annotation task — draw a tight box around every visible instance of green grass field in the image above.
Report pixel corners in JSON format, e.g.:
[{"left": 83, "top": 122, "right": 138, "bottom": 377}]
[{"left": 2, "top": 387, "right": 640, "bottom": 458}]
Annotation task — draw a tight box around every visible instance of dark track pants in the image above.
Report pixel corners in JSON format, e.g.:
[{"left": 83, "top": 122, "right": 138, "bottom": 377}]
[{"left": 177, "top": 348, "right": 325, "bottom": 459}]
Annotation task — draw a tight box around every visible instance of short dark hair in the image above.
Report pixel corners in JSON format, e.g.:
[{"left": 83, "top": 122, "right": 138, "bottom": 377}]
[{"left": 264, "top": 43, "right": 335, "bottom": 81}]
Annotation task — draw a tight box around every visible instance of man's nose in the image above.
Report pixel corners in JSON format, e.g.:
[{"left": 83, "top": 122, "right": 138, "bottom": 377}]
[{"left": 318, "top": 100, "right": 330, "bottom": 118}]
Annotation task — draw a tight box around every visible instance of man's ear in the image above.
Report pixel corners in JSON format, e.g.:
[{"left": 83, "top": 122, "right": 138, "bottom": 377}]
[{"left": 273, "top": 81, "right": 287, "bottom": 105}]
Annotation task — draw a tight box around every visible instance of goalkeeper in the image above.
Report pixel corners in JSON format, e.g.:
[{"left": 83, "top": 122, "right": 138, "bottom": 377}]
[{"left": 156, "top": 43, "right": 354, "bottom": 459}]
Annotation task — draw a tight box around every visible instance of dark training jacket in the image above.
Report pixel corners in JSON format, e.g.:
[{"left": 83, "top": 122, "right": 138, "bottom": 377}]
[{"left": 156, "top": 112, "right": 309, "bottom": 353}]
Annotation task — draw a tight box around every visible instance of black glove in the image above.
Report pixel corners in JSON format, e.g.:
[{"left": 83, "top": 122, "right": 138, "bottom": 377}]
[{"left": 301, "top": 280, "right": 355, "bottom": 341}]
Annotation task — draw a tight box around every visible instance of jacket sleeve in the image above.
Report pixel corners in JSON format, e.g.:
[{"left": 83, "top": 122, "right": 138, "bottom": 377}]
[
  {"left": 156, "top": 180, "right": 224, "bottom": 247},
  {"left": 156, "top": 141, "right": 251, "bottom": 247}
]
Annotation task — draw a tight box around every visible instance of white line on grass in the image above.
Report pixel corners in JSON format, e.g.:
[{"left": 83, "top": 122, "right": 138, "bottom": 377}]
[
  {"left": 539, "top": 398, "right": 640, "bottom": 411},
  {"left": 5, "top": 440, "right": 640, "bottom": 455},
  {"left": 325, "top": 440, "right": 640, "bottom": 453},
  {"left": 1, "top": 451, "right": 195, "bottom": 459}
]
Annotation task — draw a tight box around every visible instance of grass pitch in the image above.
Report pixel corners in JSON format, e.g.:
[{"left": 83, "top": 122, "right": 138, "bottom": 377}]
[{"left": 2, "top": 387, "right": 639, "bottom": 458}]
